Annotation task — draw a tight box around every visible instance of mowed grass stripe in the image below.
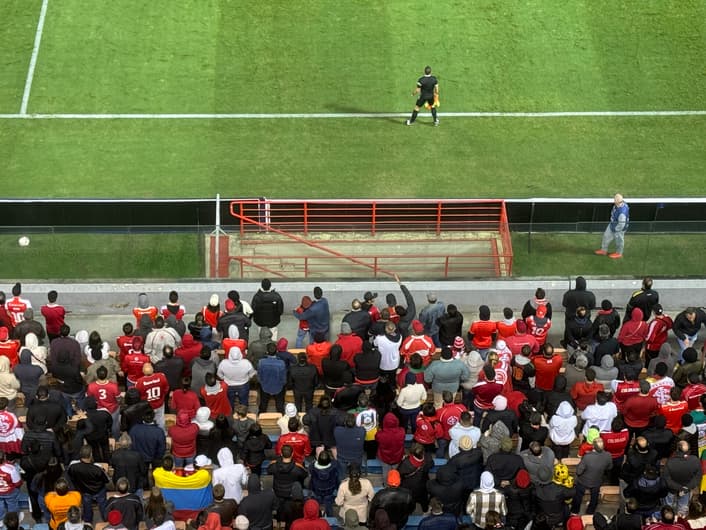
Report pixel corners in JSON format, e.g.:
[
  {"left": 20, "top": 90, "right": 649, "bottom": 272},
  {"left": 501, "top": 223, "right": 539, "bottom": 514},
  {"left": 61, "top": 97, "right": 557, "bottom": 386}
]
[
  {"left": 1, "top": 116, "right": 704, "bottom": 199},
  {"left": 26, "top": 1, "right": 706, "bottom": 113}
]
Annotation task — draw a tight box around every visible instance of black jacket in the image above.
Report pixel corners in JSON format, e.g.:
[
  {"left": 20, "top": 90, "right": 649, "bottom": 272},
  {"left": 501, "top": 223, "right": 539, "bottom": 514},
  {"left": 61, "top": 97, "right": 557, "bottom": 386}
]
[
  {"left": 534, "top": 482, "right": 575, "bottom": 527},
  {"left": 216, "top": 309, "right": 251, "bottom": 342},
  {"left": 624, "top": 474, "right": 667, "bottom": 514},
  {"left": 437, "top": 309, "right": 464, "bottom": 348},
  {"left": 486, "top": 451, "right": 525, "bottom": 484},
  {"left": 395, "top": 284, "right": 417, "bottom": 337},
  {"left": 239, "top": 475, "right": 276, "bottom": 530},
  {"left": 353, "top": 349, "right": 381, "bottom": 381},
  {"left": 672, "top": 308, "right": 706, "bottom": 340},
  {"left": 51, "top": 351, "right": 84, "bottom": 394},
  {"left": 562, "top": 277, "right": 596, "bottom": 320},
  {"left": 398, "top": 454, "right": 433, "bottom": 506},
  {"left": 154, "top": 356, "right": 185, "bottom": 390},
  {"left": 268, "top": 458, "right": 308, "bottom": 499},
  {"left": 369, "top": 486, "right": 416, "bottom": 529},
  {"left": 502, "top": 483, "right": 535, "bottom": 530},
  {"left": 289, "top": 362, "right": 318, "bottom": 394},
  {"left": 321, "top": 358, "right": 353, "bottom": 389},
  {"left": 26, "top": 397, "right": 67, "bottom": 431},
  {"left": 251, "top": 289, "right": 284, "bottom": 328},
  {"left": 304, "top": 407, "right": 341, "bottom": 447},
  {"left": 342, "top": 310, "right": 371, "bottom": 340},
  {"left": 426, "top": 465, "right": 466, "bottom": 516},
  {"left": 21, "top": 428, "right": 62, "bottom": 469},
  {"left": 110, "top": 448, "right": 147, "bottom": 492},
  {"left": 449, "top": 447, "right": 484, "bottom": 493},
  {"left": 67, "top": 461, "right": 109, "bottom": 494},
  {"left": 106, "top": 493, "right": 144, "bottom": 530}
]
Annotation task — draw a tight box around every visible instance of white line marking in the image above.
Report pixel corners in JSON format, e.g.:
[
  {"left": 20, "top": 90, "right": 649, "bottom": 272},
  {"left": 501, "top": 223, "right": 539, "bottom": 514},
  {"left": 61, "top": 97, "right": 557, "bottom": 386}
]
[
  {"left": 20, "top": 0, "right": 49, "bottom": 115},
  {"left": 1, "top": 110, "right": 705, "bottom": 120}
]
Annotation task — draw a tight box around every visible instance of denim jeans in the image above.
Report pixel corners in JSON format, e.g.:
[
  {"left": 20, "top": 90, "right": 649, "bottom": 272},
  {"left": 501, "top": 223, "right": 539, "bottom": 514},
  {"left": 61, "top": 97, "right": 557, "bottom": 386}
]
[
  {"left": 61, "top": 389, "right": 85, "bottom": 418},
  {"left": 0, "top": 488, "right": 20, "bottom": 521},
  {"left": 677, "top": 334, "right": 698, "bottom": 356},
  {"left": 228, "top": 383, "right": 250, "bottom": 408},
  {"left": 295, "top": 328, "right": 310, "bottom": 348},
  {"left": 81, "top": 488, "right": 107, "bottom": 523},
  {"left": 666, "top": 490, "right": 691, "bottom": 517},
  {"left": 174, "top": 456, "right": 195, "bottom": 468}
]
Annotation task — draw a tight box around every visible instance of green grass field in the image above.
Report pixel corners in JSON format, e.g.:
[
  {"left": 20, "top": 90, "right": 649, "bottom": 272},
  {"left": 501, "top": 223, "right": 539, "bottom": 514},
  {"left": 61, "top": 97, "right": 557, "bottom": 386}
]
[{"left": 1, "top": 0, "right": 705, "bottom": 199}]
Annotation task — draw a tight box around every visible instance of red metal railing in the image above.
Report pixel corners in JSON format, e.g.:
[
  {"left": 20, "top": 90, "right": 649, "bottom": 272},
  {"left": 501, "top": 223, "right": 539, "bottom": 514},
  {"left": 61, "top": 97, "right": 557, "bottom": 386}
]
[{"left": 227, "top": 199, "right": 513, "bottom": 278}]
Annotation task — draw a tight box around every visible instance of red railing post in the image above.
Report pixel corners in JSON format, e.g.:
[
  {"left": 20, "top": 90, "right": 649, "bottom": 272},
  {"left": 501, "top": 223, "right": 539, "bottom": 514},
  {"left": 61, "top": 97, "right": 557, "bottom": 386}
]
[
  {"left": 371, "top": 202, "right": 377, "bottom": 236},
  {"left": 436, "top": 202, "right": 442, "bottom": 236},
  {"left": 303, "top": 202, "right": 309, "bottom": 236},
  {"left": 239, "top": 202, "right": 245, "bottom": 236}
]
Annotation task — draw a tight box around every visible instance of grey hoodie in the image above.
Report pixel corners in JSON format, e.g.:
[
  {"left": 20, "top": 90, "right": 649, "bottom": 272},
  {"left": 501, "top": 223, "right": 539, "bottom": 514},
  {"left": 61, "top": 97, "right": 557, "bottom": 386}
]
[
  {"left": 479, "top": 421, "right": 510, "bottom": 463},
  {"left": 593, "top": 355, "right": 619, "bottom": 390},
  {"left": 247, "top": 327, "right": 273, "bottom": 367},
  {"left": 647, "top": 343, "right": 678, "bottom": 377}
]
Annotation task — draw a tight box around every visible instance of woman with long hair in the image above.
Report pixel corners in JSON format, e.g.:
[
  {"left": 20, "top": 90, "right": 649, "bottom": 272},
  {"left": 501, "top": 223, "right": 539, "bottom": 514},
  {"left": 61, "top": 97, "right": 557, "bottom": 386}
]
[{"left": 334, "top": 464, "right": 375, "bottom": 525}]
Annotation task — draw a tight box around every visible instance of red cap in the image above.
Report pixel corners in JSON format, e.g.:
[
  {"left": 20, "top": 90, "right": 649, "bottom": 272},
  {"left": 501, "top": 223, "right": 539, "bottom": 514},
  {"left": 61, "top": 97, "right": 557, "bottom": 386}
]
[
  {"left": 225, "top": 299, "right": 236, "bottom": 311},
  {"left": 535, "top": 305, "right": 547, "bottom": 318},
  {"left": 387, "top": 469, "right": 401, "bottom": 487},
  {"left": 108, "top": 510, "right": 122, "bottom": 526},
  {"left": 412, "top": 320, "right": 424, "bottom": 334}
]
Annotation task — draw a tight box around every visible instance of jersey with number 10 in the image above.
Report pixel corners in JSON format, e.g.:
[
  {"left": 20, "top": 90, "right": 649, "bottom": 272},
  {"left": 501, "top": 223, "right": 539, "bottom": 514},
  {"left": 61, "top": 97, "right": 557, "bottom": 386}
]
[{"left": 135, "top": 373, "right": 170, "bottom": 409}]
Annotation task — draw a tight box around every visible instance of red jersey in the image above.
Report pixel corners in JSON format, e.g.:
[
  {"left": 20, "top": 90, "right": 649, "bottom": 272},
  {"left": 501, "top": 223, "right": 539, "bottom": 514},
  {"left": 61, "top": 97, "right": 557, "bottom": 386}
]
[
  {"left": 175, "top": 334, "right": 202, "bottom": 376},
  {"left": 648, "top": 376, "right": 675, "bottom": 405},
  {"left": 367, "top": 305, "right": 381, "bottom": 323},
  {"left": 121, "top": 350, "right": 150, "bottom": 383},
  {"left": 335, "top": 334, "right": 363, "bottom": 368},
  {"left": 200, "top": 381, "right": 232, "bottom": 418},
  {"left": 171, "top": 389, "right": 200, "bottom": 419},
  {"left": 306, "top": 342, "right": 332, "bottom": 376},
  {"left": 525, "top": 316, "right": 552, "bottom": 346},
  {"left": 133, "top": 306, "right": 158, "bottom": 326},
  {"left": 437, "top": 403, "right": 467, "bottom": 440},
  {"left": 496, "top": 320, "right": 517, "bottom": 339},
  {"left": 570, "top": 380, "right": 604, "bottom": 411},
  {"left": 533, "top": 355, "right": 563, "bottom": 391},
  {"left": 645, "top": 315, "right": 673, "bottom": 352},
  {"left": 0, "top": 340, "right": 20, "bottom": 367},
  {"left": 473, "top": 380, "right": 504, "bottom": 410},
  {"left": 40, "top": 304, "right": 66, "bottom": 336},
  {"left": 414, "top": 414, "right": 443, "bottom": 445},
  {"left": 0, "top": 462, "right": 21, "bottom": 494},
  {"left": 660, "top": 400, "right": 690, "bottom": 434},
  {"left": 504, "top": 333, "right": 539, "bottom": 356},
  {"left": 623, "top": 394, "right": 659, "bottom": 429},
  {"left": 469, "top": 320, "right": 497, "bottom": 350},
  {"left": 6, "top": 296, "right": 30, "bottom": 327},
  {"left": 86, "top": 380, "right": 121, "bottom": 413},
  {"left": 613, "top": 380, "right": 641, "bottom": 413},
  {"left": 202, "top": 306, "right": 222, "bottom": 328},
  {"left": 161, "top": 304, "right": 186, "bottom": 321},
  {"left": 135, "top": 373, "right": 170, "bottom": 409},
  {"left": 116, "top": 335, "right": 135, "bottom": 359},
  {"left": 222, "top": 337, "right": 248, "bottom": 355},
  {"left": 276, "top": 432, "right": 312, "bottom": 464},
  {"left": 400, "top": 335, "right": 434, "bottom": 365},
  {"left": 682, "top": 383, "right": 706, "bottom": 411},
  {"left": 600, "top": 428, "right": 630, "bottom": 459}
]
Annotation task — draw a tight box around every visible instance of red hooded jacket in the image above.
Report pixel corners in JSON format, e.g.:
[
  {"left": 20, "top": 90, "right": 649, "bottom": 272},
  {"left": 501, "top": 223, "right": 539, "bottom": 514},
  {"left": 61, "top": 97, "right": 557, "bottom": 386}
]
[
  {"left": 618, "top": 308, "right": 648, "bottom": 347},
  {"left": 375, "top": 413, "right": 405, "bottom": 464},
  {"left": 168, "top": 410, "right": 199, "bottom": 458},
  {"left": 291, "top": 499, "right": 330, "bottom": 530},
  {"left": 175, "top": 334, "right": 203, "bottom": 376}
]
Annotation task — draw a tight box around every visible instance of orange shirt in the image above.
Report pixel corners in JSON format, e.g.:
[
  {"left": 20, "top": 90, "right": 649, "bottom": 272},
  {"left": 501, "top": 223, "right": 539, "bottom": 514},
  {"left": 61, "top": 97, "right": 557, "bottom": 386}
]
[
  {"left": 469, "top": 320, "right": 497, "bottom": 350},
  {"left": 660, "top": 400, "right": 690, "bottom": 434},
  {"left": 45, "top": 490, "right": 82, "bottom": 530},
  {"left": 306, "top": 342, "right": 331, "bottom": 375}
]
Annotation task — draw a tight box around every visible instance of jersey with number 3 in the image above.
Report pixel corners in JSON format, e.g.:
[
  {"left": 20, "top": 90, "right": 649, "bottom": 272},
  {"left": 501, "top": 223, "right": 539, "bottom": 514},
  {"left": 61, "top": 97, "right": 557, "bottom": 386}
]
[
  {"left": 87, "top": 381, "right": 121, "bottom": 413},
  {"left": 135, "top": 373, "right": 170, "bottom": 409}
]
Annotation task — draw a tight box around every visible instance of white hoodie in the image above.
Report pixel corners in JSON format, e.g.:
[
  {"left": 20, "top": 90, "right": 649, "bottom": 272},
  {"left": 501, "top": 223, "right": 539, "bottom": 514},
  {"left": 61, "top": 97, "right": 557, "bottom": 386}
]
[
  {"left": 581, "top": 401, "right": 618, "bottom": 436},
  {"left": 212, "top": 447, "right": 248, "bottom": 502},
  {"left": 549, "top": 401, "right": 578, "bottom": 445},
  {"left": 217, "top": 347, "right": 256, "bottom": 386}
]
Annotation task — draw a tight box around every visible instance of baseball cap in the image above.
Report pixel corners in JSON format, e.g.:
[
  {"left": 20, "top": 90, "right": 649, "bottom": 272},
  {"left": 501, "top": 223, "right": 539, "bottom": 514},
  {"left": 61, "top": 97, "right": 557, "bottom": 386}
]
[{"left": 363, "top": 291, "right": 377, "bottom": 301}]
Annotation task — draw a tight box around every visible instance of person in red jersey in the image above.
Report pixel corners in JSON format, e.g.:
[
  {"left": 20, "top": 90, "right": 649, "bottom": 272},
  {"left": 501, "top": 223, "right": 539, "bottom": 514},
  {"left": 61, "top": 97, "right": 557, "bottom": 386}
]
[
  {"left": 623, "top": 379, "right": 660, "bottom": 438},
  {"left": 644, "top": 304, "right": 673, "bottom": 362},
  {"left": 436, "top": 390, "right": 466, "bottom": 458},
  {"left": 504, "top": 320, "right": 539, "bottom": 357},
  {"left": 661, "top": 386, "right": 690, "bottom": 434},
  {"left": 400, "top": 320, "right": 434, "bottom": 366},
  {"left": 570, "top": 368, "right": 604, "bottom": 412},
  {"left": 168, "top": 410, "right": 198, "bottom": 469},
  {"left": 40, "top": 290, "right": 67, "bottom": 342},
  {"left": 121, "top": 335, "right": 150, "bottom": 387},
  {"left": 647, "top": 362, "right": 675, "bottom": 406},
  {"left": 201, "top": 294, "right": 222, "bottom": 329},
  {"left": 611, "top": 372, "right": 641, "bottom": 413},
  {"left": 306, "top": 332, "right": 332, "bottom": 376},
  {"left": 115, "top": 322, "right": 136, "bottom": 360},
  {"left": 86, "top": 365, "right": 121, "bottom": 438},
  {"left": 174, "top": 333, "right": 202, "bottom": 377},
  {"left": 135, "top": 363, "right": 170, "bottom": 430},
  {"left": 200, "top": 372, "right": 232, "bottom": 419},
  {"left": 471, "top": 365, "right": 503, "bottom": 427},
  {"left": 170, "top": 376, "right": 200, "bottom": 420},
  {"left": 0, "top": 449, "right": 23, "bottom": 517},
  {"left": 0, "top": 293, "right": 13, "bottom": 334},
  {"left": 275, "top": 417, "right": 312, "bottom": 464},
  {"left": 643, "top": 506, "right": 690, "bottom": 530},
  {"left": 221, "top": 324, "right": 247, "bottom": 358},
  {"left": 468, "top": 305, "right": 497, "bottom": 358},
  {"left": 5, "top": 283, "right": 31, "bottom": 328},
  {"left": 133, "top": 293, "right": 158, "bottom": 326},
  {"left": 496, "top": 307, "right": 518, "bottom": 339},
  {"left": 0, "top": 328, "right": 20, "bottom": 368},
  {"left": 533, "top": 343, "right": 563, "bottom": 392},
  {"left": 681, "top": 372, "right": 706, "bottom": 411},
  {"left": 525, "top": 304, "right": 552, "bottom": 346},
  {"left": 600, "top": 416, "right": 630, "bottom": 485},
  {"left": 161, "top": 290, "right": 186, "bottom": 321},
  {"left": 335, "top": 322, "right": 363, "bottom": 368}
]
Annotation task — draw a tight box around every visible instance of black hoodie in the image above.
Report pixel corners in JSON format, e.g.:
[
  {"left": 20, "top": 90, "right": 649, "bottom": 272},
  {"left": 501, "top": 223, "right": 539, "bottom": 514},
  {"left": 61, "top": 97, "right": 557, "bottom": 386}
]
[
  {"left": 426, "top": 464, "right": 466, "bottom": 515},
  {"left": 562, "top": 276, "right": 596, "bottom": 320},
  {"left": 14, "top": 349, "right": 44, "bottom": 404},
  {"left": 238, "top": 475, "right": 276, "bottom": 530}
]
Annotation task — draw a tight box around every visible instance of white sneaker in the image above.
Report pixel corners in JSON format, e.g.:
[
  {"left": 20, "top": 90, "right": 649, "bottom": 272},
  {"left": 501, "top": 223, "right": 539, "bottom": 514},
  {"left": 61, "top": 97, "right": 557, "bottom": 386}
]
[
  {"left": 405, "top": 120, "right": 412, "bottom": 126},
  {"left": 434, "top": 120, "right": 440, "bottom": 126}
]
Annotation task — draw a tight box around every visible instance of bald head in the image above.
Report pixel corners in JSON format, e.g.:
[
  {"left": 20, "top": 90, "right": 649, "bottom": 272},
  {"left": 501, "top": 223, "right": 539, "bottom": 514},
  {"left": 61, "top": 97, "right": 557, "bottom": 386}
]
[{"left": 142, "top": 363, "right": 154, "bottom": 376}]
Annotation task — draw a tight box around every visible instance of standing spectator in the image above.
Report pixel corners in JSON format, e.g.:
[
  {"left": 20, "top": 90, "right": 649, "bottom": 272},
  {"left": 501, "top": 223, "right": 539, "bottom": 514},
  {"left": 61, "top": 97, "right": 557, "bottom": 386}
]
[
  {"left": 449, "top": 412, "right": 482, "bottom": 458},
  {"left": 49, "top": 347, "right": 84, "bottom": 418},
  {"left": 129, "top": 409, "right": 166, "bottom": 483},
  {"left": 86, "top": 365, "right": 121, "bottom": 439},
  {"left": 661, "top": 387, "right": 690, "bottom": 434},
  {"left": 504, "top": 320, "right": 539, "bottom": 357},
  {"left": 251, "top": 278, "right": 284, "bottom": 340},
  {"left": 682, "top": 373, "right": 706, "bottom": 411},
  {"left": 342, "top": 299, "right": 371, "bottom": 342},
  {"left": 368, "top": 470, "right": 415, "bottom": 530},
  {"left": 304, "top": 395, "right": 340, "bottom": 454},
  {"left": 189, "top": 346, "right": 217, "bottom": 395},
  {"left": 673, "top": 347, "right": 702, "bottom": 389},
  {"left": 275, "top": 418, "right": 311, "bottom": 465},
  {"left": 309, "top": 449, "right": 338, "bottom": 516},
  {"left": 570, "top": 368, "right": 603, "bottom": 412},
  {"left": 335, "top": 466, "right": 375, "bottom": 525},
  {"left": 427, "top": 464, "right": 466, "bottom": 516},
  {"left": 0, "top": 328, "right": 20, "bottom": 368},
  {"left": 321, "top": 345, "right": 353, "bottom": 396},
  {"left": 618, "top": 308, "right": 648, "bottom": 358},
  {"left": 135, "top": 363, "right": 170, "bottom": 429},
  {"left": 6, "top": 284, "right": 30, "bottom": 328},
  {"left": 521, "top": 441, "right": 556, "bottom": 485},
  {"left": 534, "top": 465, "right": 575, "bottom": 528},
  {"left": 496, "top": 307, "right": 518, "bottom": 339},
  {"left": 620, "top": 437, "right": 659, "bottom": 488},
  {"left": 466, "top": 471, "right": 507, "bottom": 528},
  {"left": 396, "top": 372, "right": 427, "bottom": 433},
  {"left": 374, "top": 322, "right": 402, "bottom": 385},
  {"left": 419, "top": 293, "right": 445, "bottom": 348},
  {"left": 486, "top": 435, "right": 524, "bottom": 485},
  {"left": 306, "top": 332, "right": 332, "bottom": 377},
  {"left": 121, "top": 336, "right": 150, "bottom": 388},
  {"left": 662, "top": 440, "right": 702, "bottom": 518},
  {"left": 334, "top": 414, "right": 365, "bottom": 479},
  {"left": 425, "top": 348, "right": 469, "bottom": 409},
  {"left": 170, "top": 377, "right": 200, "bottom": 420},
  {"left": 154, "top": 346, "right": 184, "bottom": 411},
  {"left": 375, "top": 413, "right": 405, "bottom": 485},
  {"left": 354, "top": 342, "right": 381, "bottom": 388},
  {"left": 593, "top": 323, "right": 620, "bottom": 365},
  {"left": 648, "top": 362, "right": 675, "bottom": 406},
  {"left": 437, "top": 304, "right": 464, "bottom": 349},
  {"left": 449, "top": 435, "right": 483, "bottom": 498},
  {"left": 471, "top": 366, "right": 503, "bottom": 428},
  {"left": 293, "top": 286, "right": 330, "bottom": 340},
  {"left": 533, "top": 343, "right": 563, "bottom": 392},
  {"left": 290, "top": 499, "right": 331, "bottom": 530},
  {"left": 336, "top": 322, "right": 363, "bottom": 368},
  {"left": 133, "top": 293, "right": 158, "bottom": 326},
  {"left": 269, "top": 445, "right": 309, "bottom": 513},
  {"left": 673, "top": 307, "right": 706, "bottom": 356},
  {"left": 581, "top": 391, "right": 617, "bottom": 435},
  {"left": 594, "top": 193, "right": 629, "bottom": 258},
  {"left": 44, "top": 478, "right": 82, "bottom": 530},
  {"left": 212, "top": 447, "right": 248, "bottom": 503},
  {"left": 436, "top": 390, "right": 467, "bottom": 457},
  {"left": 0, "top": 450, "right": 22, "bottom": 520},
  {"left": 169, "top": 410, "right": 198, "bottom": 468},
  {"left": 525, "top": 304, "right": 552, "bottom": 346},
  {"left": 592, "top": 300, "right": 621, "bottom": 341},
  {"left": 201, "top": 294, "right": 222, "bottom": 330},
  {"left": 468, "top": 306, "right": 497, "bottom": 359},
  {"left": 160, "top": 290, "right": 186, "bottom": 321},
  {"left": 242, "top": 423, "right": 272, "bottom": 476},
  {"left": 217, "top": 346, "right": 255, "bottom": 409},
  {"left": 501, "top": 469, "right": 535, "bottom": 530},
  {"left": 110, "top": 433, "right": 146, "bottom": 497},
  {"left": 199, "top": 372, "right": 230, "bottom": 420},
  {"left": 522, "top": 287, "right": 553, "bottom": 320},
  {"left": 624, "top": 277, "right": 659, "bottom": 323},
  {"left": 40, "top": 290, "right": 66, "bottom": 342},
  {"left": 13, "top": 348, "right": 43, "bottom": 409},
  {"left": 645, "top": 305, "right": 673, "bottom": 362},
  {"left": 289, "top": 353, "right": 318, "bottom": 412},
  {"left": 66, "top": 446, "right": 109, "bottom": 523},
  {"left": 144, "top": 317, "right": 181, "bottom": 365},
  {"left": 0, "top": 294, "right": 13, "bottom": 335},
  {"left": 562, "top": 276, "right": 596, "bottom": 335},
  {"left": 258, "top": 343, "right": 287, "bottom": 413},
  {"left": 106, "top": 478, "right": 143, "bottom": 530},
  {"left": 398, "top": 444, "right": 433, "bottom": 513},
  {"left": 401, "top": 320, "right": 435, "bottom": 366},
  {"left": 600, "top": 417, "right": 630, "bottom": 485},
  {"left": 593, "top": 353, "right": 619, "bottom": 391},
  {"left": 571, "top": 439, "right": 612, "bottom": 515},
  {"left": 294, "top": 296, "right": 313, "bottom": 349}
]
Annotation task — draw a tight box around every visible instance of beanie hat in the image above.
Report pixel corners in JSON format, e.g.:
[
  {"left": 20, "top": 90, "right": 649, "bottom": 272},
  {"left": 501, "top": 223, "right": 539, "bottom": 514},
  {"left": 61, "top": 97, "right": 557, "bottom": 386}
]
[
  {"left": 108, "top": 511, "right": 122, "bottom": 526},
  {"left": 277, "top": 338, "right": 288, "bottom": 351},
  {"left": 492, "top": 395, "right": 508, "bottom": 411},
  {"left": 586, "top": 426, "right": 601, "bottom": 444},
  {"left": 209, "top": 294, "right": 219, "bottom": 306},
  {"left": 515, "top": 469, "right": 531, "bottom": 489},
  {"left": 575, "top": 355, "right": 589, "bottom": 369},
  {"left": 285, "top": 403, "right": 297, "bottom": 417},
  {"left": 453, "top": 336, "right": 465, "bottom": 349},
  {"left": 225, "top": 299, "right": 235, "bottom": 311},
  {"left": 412, "top": 320, "right": 424, "bottom": 334},
  {"left": 387, "top": 469, "right": 401, "bottom": 487}
]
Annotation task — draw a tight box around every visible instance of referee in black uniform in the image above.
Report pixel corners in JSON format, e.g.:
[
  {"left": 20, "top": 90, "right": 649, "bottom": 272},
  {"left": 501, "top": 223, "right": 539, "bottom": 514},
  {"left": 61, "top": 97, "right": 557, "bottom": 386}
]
[{"left": 405, "top": 65, "right": 439, "bottom": 126}]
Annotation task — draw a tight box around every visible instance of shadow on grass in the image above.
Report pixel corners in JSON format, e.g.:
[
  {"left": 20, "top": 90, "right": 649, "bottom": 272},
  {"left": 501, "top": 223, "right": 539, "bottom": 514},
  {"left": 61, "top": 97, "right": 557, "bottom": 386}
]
[{"left": 323, "top": 103, "right": 404, "bottom": 124}]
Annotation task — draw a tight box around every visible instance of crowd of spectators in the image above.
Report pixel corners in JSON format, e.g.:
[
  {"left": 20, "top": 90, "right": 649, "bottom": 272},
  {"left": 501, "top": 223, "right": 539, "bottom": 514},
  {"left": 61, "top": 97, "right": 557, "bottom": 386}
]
[{"left": 0, "top": 277, "right": 704, "bottom": 530}]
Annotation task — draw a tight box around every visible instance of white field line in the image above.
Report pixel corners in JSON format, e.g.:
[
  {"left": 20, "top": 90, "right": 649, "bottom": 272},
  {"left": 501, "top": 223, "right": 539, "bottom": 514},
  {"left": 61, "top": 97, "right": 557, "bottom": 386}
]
[
  {"left": 20, "top": 0, "right": 50, "bottom": 115},
  {"left": 0, "top": 110, "right": 706, "bottom": 120}
]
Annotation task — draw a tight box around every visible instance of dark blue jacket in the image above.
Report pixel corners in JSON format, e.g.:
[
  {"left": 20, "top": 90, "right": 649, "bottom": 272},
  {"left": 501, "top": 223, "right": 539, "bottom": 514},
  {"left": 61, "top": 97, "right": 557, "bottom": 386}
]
[
  {"left": 294, "top": 298, "right": 330, "bottom": 335},
  {"left": 418, "top": 513, "right": 459, "bottom": 530},
  {"left": 258, "top": 355, "right": 287, "bottom": 394},
  {"left": 309, "top": 462, "right": 339, "bottom": 497},
  {"left": 129, "top": 422, "right": 166, "bottom": 463},
  {"left": 333, "top": 425, "right": 365, "bottom": 463}
]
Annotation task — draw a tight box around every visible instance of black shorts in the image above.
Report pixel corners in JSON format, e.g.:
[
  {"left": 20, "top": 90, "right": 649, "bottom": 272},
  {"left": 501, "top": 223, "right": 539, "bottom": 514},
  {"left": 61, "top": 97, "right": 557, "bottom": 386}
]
[{"left": 416, "top": 96, "right": 434, "bottom": 108}]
